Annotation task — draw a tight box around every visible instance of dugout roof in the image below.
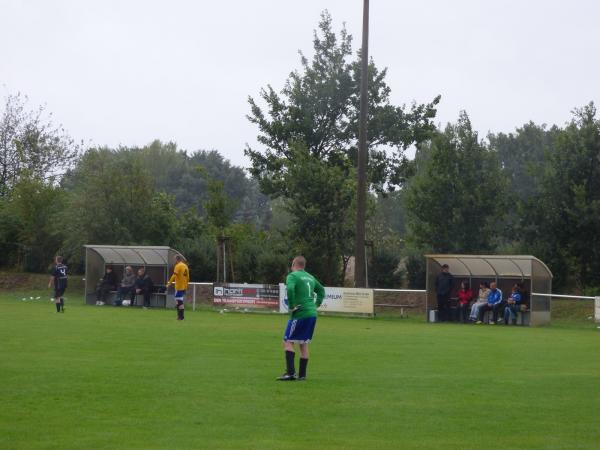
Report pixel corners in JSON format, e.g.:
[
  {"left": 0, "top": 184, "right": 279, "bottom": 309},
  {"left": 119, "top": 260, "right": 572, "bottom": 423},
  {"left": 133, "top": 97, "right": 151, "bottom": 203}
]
[
  {"left": 84, "top": 245, "right": 182, "bottom": 266},
  {"left": 425, "top": 254, "right": 553, "bottom": 278}
]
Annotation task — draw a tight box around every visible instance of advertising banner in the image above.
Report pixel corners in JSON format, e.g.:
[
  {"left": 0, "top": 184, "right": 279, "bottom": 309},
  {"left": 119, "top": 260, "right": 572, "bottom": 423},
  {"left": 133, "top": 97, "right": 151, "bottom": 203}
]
[
  {"left": 213, "top": 284, "right": 280, "bottom": 310},
  {"left": 279, "top": 284, "right": 374, "bottom": 315}
]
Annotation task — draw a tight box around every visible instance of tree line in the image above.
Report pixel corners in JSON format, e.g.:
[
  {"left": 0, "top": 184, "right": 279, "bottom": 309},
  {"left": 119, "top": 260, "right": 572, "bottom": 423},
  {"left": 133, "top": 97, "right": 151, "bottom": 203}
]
[{"left": 1, "top": 11, "right": 599, "bottom": 293}]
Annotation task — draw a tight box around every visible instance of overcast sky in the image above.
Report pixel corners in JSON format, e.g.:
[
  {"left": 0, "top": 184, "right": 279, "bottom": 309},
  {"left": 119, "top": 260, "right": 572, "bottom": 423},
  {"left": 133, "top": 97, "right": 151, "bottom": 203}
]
[{"left": 2, "top": 0, "right": 599, "bottom": 167}]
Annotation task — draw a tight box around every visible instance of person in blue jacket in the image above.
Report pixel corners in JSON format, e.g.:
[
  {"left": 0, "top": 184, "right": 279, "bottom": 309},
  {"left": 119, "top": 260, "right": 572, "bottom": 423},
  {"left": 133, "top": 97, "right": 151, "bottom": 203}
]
[
  {"left": 477, "top": 281, "right": 503, "bottom": 324},
  {"left": 503, "top": 283, "right": 522, "bottom": 325}
]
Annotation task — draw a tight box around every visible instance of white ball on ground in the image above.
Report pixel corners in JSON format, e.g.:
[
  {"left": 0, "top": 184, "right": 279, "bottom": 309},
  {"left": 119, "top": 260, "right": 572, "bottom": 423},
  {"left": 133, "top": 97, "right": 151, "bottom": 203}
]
[{"left": 122, "top": 300, "right": 131, "bottom": 306}]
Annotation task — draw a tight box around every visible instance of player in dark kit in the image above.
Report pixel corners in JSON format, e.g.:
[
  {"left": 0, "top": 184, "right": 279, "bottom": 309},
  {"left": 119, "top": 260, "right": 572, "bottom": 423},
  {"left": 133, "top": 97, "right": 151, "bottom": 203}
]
[
  {"left": 48, "top": 256, "right": 68, "bottom": 313},
  {"left": 277, "top": 256, "right": 325, "bottom": 381}
]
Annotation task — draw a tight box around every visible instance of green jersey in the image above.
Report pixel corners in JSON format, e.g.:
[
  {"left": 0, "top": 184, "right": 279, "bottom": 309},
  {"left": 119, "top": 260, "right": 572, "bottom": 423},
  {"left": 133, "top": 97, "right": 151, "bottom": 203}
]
[{"left": 286, "top": 270, "right": 325, "bottom": 319}]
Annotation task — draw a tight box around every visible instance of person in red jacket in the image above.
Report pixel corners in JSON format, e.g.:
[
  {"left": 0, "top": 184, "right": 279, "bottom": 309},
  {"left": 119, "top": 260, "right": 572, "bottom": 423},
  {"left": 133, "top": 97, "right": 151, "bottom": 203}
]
[{"left": 457, "top": 280, "right": 473, "bottom": 323}]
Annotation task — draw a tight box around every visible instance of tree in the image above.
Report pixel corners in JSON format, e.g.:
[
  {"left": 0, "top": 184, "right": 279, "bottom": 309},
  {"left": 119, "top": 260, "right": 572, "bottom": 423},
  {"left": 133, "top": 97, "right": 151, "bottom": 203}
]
[
  {"left": 404, "top": 111, "right": 507, "bottom": 253},
  {"left": 203, "top": 177, "right": 237, "bottom": 232},
  {"left": 281, "top": 144, "right": 356, "bottom": 284},
  {"left": 246, "top": 11, "right": 439, "bottom": 281},
  {"left": 60, "top": 148, "right": 158, "bottom": 262},
  {"left": 133, "top": 140, "right": 270, "bottom": 228},
  {"left": 145, "top": 192, "right": 180, "bottom": 245},
  {"left": 369, "top": 247, "right": 404, "bottom": 288},
  {"left": 246, "top": 11, "right": 439, "bottom": 194},
  {"left": 521, "top": 103, "right": 600, "bottom": 290},
  {"left": 1, "top": 174, "right": 66, "bottom": 271},
  {"left": 200, "top": 168, "right": 238, "bottom": 282},
  {"left": 0, "top": 93, "right": 79, "bottom": 197},
  {"left": 171, "top": 211, "right": 215, "bottom": 282},
  {"left": 0, "top": 197, "right": 21, "bottom": 267},
  {"left": 489, "top": 122, "right": 559, "bottom": 201}
]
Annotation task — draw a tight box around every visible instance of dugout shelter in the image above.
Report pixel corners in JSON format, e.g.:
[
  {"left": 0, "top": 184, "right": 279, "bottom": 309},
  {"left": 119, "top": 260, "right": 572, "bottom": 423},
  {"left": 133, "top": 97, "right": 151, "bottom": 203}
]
[
  {"left": 84, "top": 245, "right": 185, "bottom": 307},
  {"left": 425, "top": 254, "right": 553, "bottom": 326}
]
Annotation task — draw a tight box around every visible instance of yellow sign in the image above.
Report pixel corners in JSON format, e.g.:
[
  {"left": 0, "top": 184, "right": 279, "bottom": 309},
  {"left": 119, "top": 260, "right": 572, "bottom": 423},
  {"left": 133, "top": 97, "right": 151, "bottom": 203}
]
[{"left": 279, "top": 285, "right": 373, "bottom": 315}]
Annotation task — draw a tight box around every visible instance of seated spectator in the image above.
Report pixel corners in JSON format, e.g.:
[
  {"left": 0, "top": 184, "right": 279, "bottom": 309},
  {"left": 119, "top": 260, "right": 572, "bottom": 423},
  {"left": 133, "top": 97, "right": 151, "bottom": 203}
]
[
  {"left": 457, "top": 281, "right": 473, "bottom": 323},
  {"left": 477, "top": 281, "right": 503, "bottom": 324},
  {"left": 115, "top": 266, "right": 136, "bottom": 306},
  {"left": 517, "top": 282, "right": 530, "bottom": 309},
  {"left": 96, "top": 266, "right": 118, "bottom": 305},
  {"left": 503, "top": 283, "right": 523, "bottom": 325},
  {"left": 469, "top": 282, "right": 490, "bottom": 322},
  {"left": 134, "top": 267, "right": 154, "bottom": 308}
]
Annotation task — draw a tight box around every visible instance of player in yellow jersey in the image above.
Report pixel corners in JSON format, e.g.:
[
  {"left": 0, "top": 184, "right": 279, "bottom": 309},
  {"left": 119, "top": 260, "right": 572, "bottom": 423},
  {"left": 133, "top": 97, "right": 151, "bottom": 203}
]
[{"left": 167, "top": 255, "right": 189, "bottom": 320}]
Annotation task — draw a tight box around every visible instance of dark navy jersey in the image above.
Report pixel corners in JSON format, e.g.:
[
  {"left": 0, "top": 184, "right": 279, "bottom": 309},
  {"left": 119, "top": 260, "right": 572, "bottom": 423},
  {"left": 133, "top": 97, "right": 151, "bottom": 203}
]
[{"left": 52, "top": 263, "right": 68, "bottom": 289}]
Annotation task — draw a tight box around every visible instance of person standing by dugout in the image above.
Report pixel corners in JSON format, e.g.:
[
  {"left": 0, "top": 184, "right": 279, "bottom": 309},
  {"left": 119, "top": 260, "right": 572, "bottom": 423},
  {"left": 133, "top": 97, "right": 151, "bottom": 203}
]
[
  {"left": 167, "top": 255, "right": 189, "bottom": 321},
  {"left": 435, "top": 264, "right": 454, "bottom": 322},
  {"left": 48, "top": 255, "right": 68, "bottom": 313}
]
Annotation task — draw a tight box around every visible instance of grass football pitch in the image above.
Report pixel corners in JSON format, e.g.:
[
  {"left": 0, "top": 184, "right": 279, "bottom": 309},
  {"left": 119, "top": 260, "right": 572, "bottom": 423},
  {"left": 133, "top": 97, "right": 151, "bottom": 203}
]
[{"left": 1, "top": 292, "right": 599, "bottom": 449}]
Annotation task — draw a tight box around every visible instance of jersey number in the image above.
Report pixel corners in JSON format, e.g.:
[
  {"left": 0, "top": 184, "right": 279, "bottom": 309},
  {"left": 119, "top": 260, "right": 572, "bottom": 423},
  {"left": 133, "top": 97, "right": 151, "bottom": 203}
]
[{"left": 306, "top": 282, "right": 315, "bottom": 300}]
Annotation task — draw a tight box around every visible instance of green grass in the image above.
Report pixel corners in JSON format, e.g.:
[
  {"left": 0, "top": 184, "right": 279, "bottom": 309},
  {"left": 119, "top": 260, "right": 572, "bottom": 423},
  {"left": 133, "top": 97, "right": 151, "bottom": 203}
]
[{"left": 1, "top": 292, "right": 599, "bottom": 450}]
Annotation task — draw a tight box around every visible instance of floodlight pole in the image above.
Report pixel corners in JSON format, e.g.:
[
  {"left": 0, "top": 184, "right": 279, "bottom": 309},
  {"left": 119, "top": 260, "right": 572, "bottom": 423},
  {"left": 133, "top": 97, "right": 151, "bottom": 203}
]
[{"left": 354, "top": 0, "right": 369, "bottom": 288}]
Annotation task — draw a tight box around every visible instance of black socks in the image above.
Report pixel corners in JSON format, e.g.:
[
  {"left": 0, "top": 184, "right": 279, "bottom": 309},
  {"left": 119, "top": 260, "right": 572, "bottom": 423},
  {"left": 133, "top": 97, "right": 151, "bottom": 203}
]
[
  {"left": 55, "top": 302, "right": 61, "bottom": 312},
  {"left": 285, "top": 350, "right": 295, "bottom": 375},
  {"left": 283, "top": 352, "right": 309, "bottom": 378},
  {"left": 299, "top": 358, "right": 309, "bottom": 378}
]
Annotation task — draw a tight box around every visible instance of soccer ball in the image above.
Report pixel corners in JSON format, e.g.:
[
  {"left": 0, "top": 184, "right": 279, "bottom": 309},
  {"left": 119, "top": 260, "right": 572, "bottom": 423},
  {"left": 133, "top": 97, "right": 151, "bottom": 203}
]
[{"left": 122, "top": 300, "right": 131, "bottom": 307}]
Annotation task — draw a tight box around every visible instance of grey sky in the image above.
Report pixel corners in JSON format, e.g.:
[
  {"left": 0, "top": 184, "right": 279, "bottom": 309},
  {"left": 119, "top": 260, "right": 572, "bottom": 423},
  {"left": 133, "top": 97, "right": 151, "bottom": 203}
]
[{"left": 2, "top": 0, "right": 599, "bottom": 167}]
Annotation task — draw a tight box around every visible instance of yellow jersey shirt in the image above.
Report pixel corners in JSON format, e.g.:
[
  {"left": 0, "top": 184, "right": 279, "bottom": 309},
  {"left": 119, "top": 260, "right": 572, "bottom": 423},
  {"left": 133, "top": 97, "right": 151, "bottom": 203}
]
[{"left": 169, "top": 261, "right": 190, "bottom": 291}]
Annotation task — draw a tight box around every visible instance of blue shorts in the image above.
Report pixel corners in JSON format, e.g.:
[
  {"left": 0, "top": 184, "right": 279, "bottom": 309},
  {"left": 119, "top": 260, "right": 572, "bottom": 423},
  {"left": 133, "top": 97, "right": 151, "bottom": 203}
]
[
  {"left": 283, "top": 317, "right": 317, "bottom": 343},
  {"left": 175, "top": 290, "right": 185, "bottom": 301}
]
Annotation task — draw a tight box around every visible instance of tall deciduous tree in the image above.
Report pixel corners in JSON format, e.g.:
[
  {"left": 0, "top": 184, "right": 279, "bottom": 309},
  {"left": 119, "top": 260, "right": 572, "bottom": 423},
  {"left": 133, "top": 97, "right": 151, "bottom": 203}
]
[
  {"left": 246, "top": 11, "right": 439, "bottom": 193},
  {"left": 60, "top": 148, "right": 166, "bottom": 263},
  {"left": 404, "top": 112, "right": 507, "bottom": 253},
  {"left": 0, "top": 94, "right": 79, "bottom": 197},
  {"left": 128, "top": 140, "right": 270, "bottom": 228},
  {"left": 522, "top": 103, "right": 600, "bottom": 290},
  {"left": 488, "top": 122, "right": 559, "bottom": 201},
  {"left": 2, "top": 174, "right": 65, "bottom": 271},
  {"left": 282, "top": 143, "right": 356, "bottom": 284},
  {"left": 245, "top": 11, "right": 439, "bottom": 281}
]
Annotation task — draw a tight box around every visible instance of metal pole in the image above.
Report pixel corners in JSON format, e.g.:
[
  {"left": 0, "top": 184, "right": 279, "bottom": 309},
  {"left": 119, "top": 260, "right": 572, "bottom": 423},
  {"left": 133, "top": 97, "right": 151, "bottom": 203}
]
[
  {"left": 84, "top": 248, "right": 88, "bottom": 304},
  {"left": 216, "top": 239, "right": 220, "bottom": 283},
  {"left": 364, "top": 243, "right": 369, "bottom": 288},
  {"left": 530, "top": 292, "right": 596, "bottom": 300},
  {"left": 354, "top": 0, "right": 369, "bottom": 288},
  {"left": 193, "top": 283, "right": 197, "bottom": 312},
  {"left": 223, "top": 238, "right": 227, "bottom": 283}
]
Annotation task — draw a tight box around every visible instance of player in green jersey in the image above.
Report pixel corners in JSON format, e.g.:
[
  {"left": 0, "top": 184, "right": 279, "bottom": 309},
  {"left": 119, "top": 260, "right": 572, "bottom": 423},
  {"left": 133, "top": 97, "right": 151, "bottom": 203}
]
[{"left": 277, "top": 256, "right": 325, "bottom": 381}]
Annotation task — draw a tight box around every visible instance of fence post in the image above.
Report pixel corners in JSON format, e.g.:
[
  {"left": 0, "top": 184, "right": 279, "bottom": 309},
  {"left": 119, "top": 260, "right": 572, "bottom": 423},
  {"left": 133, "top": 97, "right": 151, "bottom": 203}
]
[
  {"left": 193, "top": 284, "right": 197, "bottom": 312},
  {"left": 595, "top": 297, "right": 600, "bottom": 323}
]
